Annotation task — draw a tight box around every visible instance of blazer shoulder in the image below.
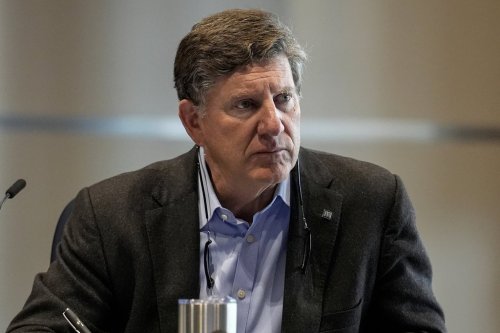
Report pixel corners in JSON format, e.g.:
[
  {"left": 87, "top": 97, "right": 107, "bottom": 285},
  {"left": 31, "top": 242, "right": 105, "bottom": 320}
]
[
  {"left": 82, "top": 147, "right": 198, "bottom": 210},
  {"left": 301, "top": 149, "right": 404, "bottom": 213},
  {"left": 300, "top": 147, "right": 399, "bottom": 201}
]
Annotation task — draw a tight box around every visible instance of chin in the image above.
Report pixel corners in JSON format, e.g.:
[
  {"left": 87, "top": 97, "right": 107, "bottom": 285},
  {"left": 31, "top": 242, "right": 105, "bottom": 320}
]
[{"left": 251, "top": 166, "right": 290, "bottom": 185}]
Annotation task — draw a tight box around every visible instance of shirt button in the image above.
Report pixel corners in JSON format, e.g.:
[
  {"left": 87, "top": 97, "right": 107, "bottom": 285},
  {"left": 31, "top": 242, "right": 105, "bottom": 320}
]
[
  {"left": 220, "top": 213, "right": 228, "bottom": 221},
  {"left": 237, "top": 289, "right": 246, "bottom": 300},
  {"left": 246, "top": 234, "right": 256, "bottom": 243}
]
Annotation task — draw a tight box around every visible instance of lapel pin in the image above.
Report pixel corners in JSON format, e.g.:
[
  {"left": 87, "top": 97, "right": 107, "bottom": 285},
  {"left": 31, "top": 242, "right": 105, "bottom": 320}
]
[{"left": 321, "top": 209, "right": 333, "bottom": 220}]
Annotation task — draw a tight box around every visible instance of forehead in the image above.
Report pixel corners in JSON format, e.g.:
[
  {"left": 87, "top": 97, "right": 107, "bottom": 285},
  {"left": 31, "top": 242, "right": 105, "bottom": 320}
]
[{"left": 211, "top": 55, "right": 296, "bottom": 95}]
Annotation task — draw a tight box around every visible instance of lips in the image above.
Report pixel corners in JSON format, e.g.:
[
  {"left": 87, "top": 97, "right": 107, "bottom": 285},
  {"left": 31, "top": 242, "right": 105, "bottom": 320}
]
[{"left": 254, "top": 147, "right": 286, "bottom": 154}]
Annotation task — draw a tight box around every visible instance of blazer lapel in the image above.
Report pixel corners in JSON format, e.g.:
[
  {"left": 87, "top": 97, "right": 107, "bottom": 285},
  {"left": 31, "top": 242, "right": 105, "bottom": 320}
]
[
  {"left": 282, "top": 152, "right": 343, "bottom": 332},
  {"left": 144, "top": 148, "right": 201, "bottom": 332}
]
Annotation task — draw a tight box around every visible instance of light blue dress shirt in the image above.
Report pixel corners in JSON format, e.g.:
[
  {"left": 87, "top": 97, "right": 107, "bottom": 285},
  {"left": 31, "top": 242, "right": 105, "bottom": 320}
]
[{"left": 197, "top": 148, "right": 290, "bottom": 333}]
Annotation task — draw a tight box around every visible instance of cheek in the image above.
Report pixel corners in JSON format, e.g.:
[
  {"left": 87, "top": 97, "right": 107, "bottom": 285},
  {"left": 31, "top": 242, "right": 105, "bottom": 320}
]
[
  {"left": 209, "top": 132, "right": 246, "bottom": 159},
  {"left": 285, "top": 114, "right": 301, "bottom": 140}
]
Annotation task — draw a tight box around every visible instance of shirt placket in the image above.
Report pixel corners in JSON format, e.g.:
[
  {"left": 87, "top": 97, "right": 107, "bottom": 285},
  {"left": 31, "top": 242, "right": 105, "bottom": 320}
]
[{"left": 232, "top": 218, "right": 263, "bottom": 332}]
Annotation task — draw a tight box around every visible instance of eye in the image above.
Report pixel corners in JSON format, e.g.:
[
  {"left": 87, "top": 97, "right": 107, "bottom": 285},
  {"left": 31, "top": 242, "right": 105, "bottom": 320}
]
[
  {"left": 275, "top": 92, "right": 292, "bottom": 103},
  {"left": 284, "top": 93, "right": 293, "bottom": 101},
  {"left": 234, "top": 99, "right": 255, "bottom": 110},
  {"left": 275, "top": 92, "right": 295, "bottom": 111}
]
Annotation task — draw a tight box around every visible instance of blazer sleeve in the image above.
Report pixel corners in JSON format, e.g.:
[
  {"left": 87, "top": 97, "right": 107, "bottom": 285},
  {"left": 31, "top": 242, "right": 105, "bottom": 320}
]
[
  {"left": 368, "top": 175, "right": 446, "bottom": 332},
  {"left": 6, "top": 187, "right": 114, "bottom": 333}
]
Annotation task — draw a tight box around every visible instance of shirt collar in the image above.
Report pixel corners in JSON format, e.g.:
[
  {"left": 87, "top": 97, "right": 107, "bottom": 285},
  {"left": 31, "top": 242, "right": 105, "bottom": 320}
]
[{"left": 197, "top": 146, "right": 290, "bottom": 229}]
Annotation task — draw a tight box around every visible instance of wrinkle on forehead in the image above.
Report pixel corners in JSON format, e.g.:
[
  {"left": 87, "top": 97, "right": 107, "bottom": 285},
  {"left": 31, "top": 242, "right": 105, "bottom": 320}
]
[
  {"left": 221, "top": 56, "right": 296, "bottom": 94},
  {"left": 232, "top": 57, "right": 292, "bottom": 80}
]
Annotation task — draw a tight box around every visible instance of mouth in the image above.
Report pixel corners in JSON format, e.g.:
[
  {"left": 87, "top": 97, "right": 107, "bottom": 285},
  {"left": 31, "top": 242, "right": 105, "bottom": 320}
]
[
  {"left": 254, "top": 147, "right": 287, "bottom": 155},
  {"left": 250, "top": 148, "right": 291, "bottom": 162}
]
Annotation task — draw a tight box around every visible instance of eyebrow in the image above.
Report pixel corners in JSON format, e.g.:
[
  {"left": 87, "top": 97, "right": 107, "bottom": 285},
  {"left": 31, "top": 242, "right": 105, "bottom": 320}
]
[
  {"left": 230, "top": 85, "right": 297, "bottom": 99},
  {"left": 277, "top": 86, "right": 297, "bottom": 95}
]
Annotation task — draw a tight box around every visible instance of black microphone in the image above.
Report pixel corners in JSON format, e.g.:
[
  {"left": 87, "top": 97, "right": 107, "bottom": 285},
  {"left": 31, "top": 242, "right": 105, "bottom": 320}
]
[{"left": 0, "top": 179, "right": 27, "bottom": 210}]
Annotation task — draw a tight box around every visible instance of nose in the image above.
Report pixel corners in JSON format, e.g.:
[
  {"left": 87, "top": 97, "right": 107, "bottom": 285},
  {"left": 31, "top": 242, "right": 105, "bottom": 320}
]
[{"left": 257, "top": 100, "right": 285, "bottom": 137}]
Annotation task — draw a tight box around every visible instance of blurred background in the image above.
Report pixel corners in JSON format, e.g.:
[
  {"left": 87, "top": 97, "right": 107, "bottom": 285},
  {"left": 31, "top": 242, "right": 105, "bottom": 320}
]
[{"left": 1, "top": 1, "right": 499, "bottom": 331}]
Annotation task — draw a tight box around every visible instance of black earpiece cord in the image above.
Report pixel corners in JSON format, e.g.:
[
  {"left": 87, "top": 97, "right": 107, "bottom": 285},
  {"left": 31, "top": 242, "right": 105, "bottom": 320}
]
[{"left": 296, "top": 159, "right": 311, "bottom": 274}]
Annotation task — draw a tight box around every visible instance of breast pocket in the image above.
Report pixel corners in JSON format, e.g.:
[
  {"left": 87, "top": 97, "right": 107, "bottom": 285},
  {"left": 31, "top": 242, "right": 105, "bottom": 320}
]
[{"left": 319, "top": 298, "right": 363, "bottom": 332}]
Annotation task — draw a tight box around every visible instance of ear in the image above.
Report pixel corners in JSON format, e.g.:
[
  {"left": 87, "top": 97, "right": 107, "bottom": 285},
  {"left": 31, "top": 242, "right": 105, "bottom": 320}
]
[{"left": 178, "top": 99, "right": 205, "bottom": 145}]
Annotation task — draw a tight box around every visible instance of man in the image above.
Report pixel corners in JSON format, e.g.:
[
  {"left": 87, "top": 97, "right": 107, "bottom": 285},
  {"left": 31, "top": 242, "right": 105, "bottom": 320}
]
[{"left": 7, "top": 9, "right": 446, "bottom": 333}]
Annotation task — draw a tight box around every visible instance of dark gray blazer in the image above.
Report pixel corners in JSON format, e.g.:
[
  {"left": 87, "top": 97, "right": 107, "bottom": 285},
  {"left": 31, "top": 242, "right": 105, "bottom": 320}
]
[{"left": 7, "top": 147, "right": 446, "bottom": 332}]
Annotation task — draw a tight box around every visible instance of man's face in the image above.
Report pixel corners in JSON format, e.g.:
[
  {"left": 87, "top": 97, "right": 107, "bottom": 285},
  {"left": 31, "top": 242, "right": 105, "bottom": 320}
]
[{"left": 180, "top": 55, "right": 301, "bottom": 194}]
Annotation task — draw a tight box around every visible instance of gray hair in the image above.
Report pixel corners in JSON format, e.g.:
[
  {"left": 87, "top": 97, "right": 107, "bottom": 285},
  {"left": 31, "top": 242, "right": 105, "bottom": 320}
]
[{"left": 174, "top": 9, "right": 307, "bottom": 106}]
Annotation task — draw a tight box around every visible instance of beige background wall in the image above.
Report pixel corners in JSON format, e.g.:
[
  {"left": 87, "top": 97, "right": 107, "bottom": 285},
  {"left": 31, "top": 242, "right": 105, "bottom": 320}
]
[{"left": 1, "top": 1, "right": 499, "bottom": 332}]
